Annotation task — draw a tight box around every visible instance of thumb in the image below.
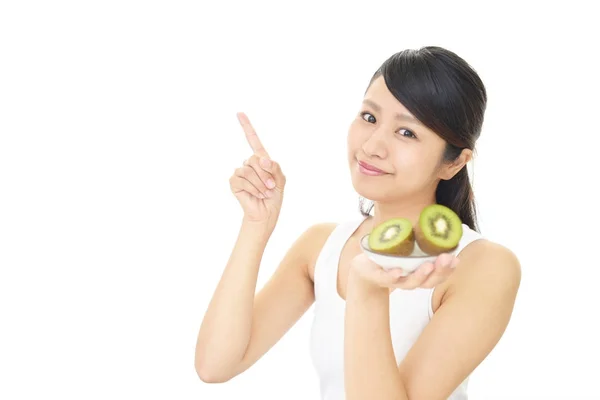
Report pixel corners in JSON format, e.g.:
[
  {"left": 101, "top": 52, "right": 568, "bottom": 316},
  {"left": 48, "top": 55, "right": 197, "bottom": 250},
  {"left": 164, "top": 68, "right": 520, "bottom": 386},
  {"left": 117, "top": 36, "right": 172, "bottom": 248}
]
[{"left": 259, "top": 157, "right": 286, "bottom": 189}]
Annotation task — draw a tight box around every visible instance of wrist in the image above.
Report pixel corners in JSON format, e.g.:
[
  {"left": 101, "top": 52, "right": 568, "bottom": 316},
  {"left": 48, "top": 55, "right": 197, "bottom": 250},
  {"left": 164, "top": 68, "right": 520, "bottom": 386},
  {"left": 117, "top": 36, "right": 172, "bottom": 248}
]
[
  {"left": 240, "top": 218, "right": 273, "bottom": 240},
  {"left": 347, "top": 267, "right": 389, "bottom": 298}
]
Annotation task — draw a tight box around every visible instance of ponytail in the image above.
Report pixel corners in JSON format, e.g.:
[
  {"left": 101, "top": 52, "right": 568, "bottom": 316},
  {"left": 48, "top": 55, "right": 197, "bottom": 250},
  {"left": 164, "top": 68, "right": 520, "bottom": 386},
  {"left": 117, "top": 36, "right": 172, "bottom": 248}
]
[{"left": 435, "top": 166, "right": 479, "bottom": 233}]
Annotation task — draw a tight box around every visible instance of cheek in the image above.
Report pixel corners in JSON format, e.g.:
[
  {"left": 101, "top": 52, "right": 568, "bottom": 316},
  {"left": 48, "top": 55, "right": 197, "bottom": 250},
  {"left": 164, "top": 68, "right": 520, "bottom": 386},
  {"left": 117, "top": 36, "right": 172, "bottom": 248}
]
[
  {"left": 391, "top": 148, "right": 432, "bottom": 179},
  {"left": 388, "top": 144, "right": 413, "bottom": 167}
]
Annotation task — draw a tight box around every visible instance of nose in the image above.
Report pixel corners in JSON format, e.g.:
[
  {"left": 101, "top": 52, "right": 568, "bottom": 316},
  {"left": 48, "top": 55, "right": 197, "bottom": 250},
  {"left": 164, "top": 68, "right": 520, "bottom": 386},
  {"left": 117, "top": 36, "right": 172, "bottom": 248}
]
[{"left": 361, "top": 127, "right": 388, "bottom": 159}]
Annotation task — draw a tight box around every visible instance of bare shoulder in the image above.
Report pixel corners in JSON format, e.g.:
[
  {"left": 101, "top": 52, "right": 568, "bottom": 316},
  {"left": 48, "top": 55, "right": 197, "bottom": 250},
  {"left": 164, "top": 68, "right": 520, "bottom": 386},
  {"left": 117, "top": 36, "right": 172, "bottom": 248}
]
[
  {"left": 271, "top": 222, "right": 338, "bottom": 286},
  {"left": 297, "top": 222, "right": 339, "bottom": 282},
  {"left": 396, "top": 239, "right": 522, "bottom": 397},
  {"left": 445, "top": 238, "right": 522, "bottom": 301}
]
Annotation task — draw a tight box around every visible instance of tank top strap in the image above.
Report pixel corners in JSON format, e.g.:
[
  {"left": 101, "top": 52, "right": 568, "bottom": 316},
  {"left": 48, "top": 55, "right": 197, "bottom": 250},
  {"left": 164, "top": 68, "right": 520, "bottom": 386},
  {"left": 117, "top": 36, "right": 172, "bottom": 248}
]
[
  {"left": 453, "top": 224, "right": 486, "bottom": 256},
  {"left": 425, "top": 223, "right": 486, "bottom": 317}
]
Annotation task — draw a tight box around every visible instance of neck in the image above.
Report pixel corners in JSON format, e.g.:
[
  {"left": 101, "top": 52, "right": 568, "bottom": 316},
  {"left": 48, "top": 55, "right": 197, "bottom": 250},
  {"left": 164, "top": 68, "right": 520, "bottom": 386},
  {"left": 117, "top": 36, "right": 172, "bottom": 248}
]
[{"left": 365, "top": 193, "right": 437, "bottom": 231}]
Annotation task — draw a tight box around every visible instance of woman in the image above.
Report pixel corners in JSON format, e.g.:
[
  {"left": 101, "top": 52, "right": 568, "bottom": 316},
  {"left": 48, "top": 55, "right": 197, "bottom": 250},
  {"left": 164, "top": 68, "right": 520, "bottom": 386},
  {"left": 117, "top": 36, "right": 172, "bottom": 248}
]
[{"left": 195, "top": 46, "right": 521, "bottom": 400}]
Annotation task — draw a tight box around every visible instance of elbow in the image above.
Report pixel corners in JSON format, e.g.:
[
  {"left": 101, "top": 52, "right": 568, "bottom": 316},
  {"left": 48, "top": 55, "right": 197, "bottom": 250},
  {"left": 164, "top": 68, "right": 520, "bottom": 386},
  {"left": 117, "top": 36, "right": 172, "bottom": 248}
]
[
  {"left": 196, "top": 368, "right": 230, "bottom": 384},
  {"left": 195, "top": 356, "right": 233, "bottom": 384}
]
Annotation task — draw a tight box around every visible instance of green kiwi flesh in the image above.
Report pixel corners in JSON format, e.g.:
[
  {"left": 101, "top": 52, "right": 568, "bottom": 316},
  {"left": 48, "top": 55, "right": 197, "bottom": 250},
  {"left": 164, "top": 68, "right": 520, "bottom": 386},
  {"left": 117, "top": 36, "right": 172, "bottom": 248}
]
[
  {"left": 368, "top": 218, "right": 415, "bottom": 256},
  {"left": 415, "top": 204, "right": 463, "bottom": 255}
]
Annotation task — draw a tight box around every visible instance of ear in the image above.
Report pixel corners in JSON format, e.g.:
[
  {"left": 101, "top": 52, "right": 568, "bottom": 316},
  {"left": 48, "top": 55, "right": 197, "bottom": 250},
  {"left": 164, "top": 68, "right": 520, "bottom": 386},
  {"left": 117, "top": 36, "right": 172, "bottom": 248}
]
[{"left": 439, "top": 149, "right": 472, "bottom": 180}]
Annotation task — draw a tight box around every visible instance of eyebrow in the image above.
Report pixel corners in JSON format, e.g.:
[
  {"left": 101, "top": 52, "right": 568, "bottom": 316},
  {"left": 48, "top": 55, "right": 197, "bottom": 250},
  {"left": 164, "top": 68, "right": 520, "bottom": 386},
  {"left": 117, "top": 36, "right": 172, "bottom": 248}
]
[{"left": 362, "top": 99, "right": 421, "bottom": 125}]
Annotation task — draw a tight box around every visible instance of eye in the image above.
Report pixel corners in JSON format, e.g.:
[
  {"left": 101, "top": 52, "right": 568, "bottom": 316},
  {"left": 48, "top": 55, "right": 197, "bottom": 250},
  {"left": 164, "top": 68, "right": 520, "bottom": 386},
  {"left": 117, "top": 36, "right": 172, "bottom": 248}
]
[
  {"left": 360, "top": 111, "right": 418, "bottom": 139},
  {"left": 360, "top": 111, "right": 376, "bottom": 124},
  {"left": 398, "top": 128, "right": 417, "bottom": 139}
]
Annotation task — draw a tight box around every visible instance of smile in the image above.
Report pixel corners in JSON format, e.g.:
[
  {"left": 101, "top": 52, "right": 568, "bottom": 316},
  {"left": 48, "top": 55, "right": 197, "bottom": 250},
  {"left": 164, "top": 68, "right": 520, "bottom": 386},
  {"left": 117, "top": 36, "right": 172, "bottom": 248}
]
[{"left": 358, "top": 161, "right": 388, "bottom": 176}]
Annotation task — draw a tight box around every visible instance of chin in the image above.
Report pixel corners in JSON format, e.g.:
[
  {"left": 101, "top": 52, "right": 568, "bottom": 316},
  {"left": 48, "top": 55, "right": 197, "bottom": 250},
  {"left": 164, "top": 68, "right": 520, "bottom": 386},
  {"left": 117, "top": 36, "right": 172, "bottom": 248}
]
[
  {"left": 351, "top": 172, "right": 400, "bottom": 204},
  {"left": 350, "top": 176, "right": 382, "bottom": 202}
]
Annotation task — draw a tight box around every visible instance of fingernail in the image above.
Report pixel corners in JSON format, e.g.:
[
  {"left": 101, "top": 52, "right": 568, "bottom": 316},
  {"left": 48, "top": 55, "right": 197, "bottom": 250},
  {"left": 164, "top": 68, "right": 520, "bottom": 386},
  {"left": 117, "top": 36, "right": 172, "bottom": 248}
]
[
  {"left": 260, "top": 158, "right": 271, "bottom": 168},
  {"left": 266, "top": 179, "right": 275, "bottom": 189},
  {"left": 265, "top": 190, "right": 274, "bottom": 198},
  {"left": 258, "top": 193, "right": 265, "bottom": 199},
  {"left": 451, "top": 258, "right": 460, "bottom": 269}
]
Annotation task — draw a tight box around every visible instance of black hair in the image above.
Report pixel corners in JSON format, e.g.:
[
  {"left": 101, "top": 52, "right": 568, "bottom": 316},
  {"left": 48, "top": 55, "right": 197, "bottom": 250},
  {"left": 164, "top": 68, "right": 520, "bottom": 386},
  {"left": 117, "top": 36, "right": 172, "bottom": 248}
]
[{"left": 359, "top": 46, "right": 487, "bottom": 233}]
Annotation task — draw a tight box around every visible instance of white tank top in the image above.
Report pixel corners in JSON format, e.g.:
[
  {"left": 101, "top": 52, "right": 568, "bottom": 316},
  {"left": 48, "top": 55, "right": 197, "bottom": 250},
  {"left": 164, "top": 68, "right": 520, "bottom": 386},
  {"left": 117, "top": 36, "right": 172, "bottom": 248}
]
[{"left": 309, "top": 214, "right": 485, "bottom": 400}]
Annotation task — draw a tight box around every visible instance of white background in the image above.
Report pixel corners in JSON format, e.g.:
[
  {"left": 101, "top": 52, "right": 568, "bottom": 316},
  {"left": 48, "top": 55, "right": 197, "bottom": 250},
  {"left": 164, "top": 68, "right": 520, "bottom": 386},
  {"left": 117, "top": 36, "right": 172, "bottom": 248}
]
[{"left": 1, "top": 1, "right": 599, "bottom": 399}]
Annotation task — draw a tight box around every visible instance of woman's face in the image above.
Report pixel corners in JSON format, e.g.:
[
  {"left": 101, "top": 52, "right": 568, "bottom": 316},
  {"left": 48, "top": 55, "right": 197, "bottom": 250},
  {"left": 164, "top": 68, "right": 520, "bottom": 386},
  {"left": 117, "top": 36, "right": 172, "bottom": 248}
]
[{"left": 347, "top": 76, "right": 449, "bottom": 204}]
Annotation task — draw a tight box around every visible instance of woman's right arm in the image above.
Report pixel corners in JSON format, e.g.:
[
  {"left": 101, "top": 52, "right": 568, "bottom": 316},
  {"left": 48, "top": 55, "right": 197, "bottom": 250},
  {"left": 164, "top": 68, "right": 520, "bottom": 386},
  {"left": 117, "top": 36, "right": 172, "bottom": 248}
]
[
  {"left": 195, "top": 112, "right": 335, "bottom": 383},
  {"left": 194, "top": 219, "right": 335, "bottom": 383}
]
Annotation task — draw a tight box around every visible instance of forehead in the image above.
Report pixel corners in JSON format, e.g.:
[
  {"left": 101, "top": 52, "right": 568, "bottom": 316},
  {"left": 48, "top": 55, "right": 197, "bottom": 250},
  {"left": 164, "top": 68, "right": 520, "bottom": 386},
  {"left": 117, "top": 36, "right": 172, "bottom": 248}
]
[
  {"left": 363, "top": 76, "right": 442, "bottom": 141},
  {"left": 364, "top": 76, "right": 413, "bottom": 115}
]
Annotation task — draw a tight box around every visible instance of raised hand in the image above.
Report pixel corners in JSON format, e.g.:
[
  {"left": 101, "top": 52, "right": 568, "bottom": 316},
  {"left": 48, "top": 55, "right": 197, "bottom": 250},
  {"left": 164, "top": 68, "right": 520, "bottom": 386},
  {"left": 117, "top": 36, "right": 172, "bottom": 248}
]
[{"left": 229, "top": 112, "right": 286, "bottom": 230}]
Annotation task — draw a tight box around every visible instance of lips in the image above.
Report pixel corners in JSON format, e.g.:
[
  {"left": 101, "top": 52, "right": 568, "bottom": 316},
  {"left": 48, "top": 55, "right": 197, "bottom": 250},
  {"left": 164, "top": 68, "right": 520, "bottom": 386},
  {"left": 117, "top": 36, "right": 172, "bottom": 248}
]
[{"left": 358, "top": 160, "right": 386, "bottom": 174}]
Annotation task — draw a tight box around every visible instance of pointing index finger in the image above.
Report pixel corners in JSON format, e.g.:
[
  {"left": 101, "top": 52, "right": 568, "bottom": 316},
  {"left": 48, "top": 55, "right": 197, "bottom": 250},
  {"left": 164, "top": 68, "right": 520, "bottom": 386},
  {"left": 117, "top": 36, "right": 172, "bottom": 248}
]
[{"left": 237, "top": 112, "right": 270, "bottom": 158}]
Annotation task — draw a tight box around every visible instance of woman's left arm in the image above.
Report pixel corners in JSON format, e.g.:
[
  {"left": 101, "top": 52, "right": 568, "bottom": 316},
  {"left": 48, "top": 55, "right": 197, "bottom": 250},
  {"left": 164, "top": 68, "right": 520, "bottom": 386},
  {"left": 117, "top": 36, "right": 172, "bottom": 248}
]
[{"left": 344, "top": 240, "right": 521, "bottom": 400}]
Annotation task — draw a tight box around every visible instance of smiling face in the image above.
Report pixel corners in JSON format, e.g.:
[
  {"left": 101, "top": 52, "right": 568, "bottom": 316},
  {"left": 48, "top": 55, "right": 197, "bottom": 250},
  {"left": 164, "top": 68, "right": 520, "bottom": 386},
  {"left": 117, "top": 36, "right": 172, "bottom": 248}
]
[{"left": 347, "top": 76, "right": 452, "bottom": 205}]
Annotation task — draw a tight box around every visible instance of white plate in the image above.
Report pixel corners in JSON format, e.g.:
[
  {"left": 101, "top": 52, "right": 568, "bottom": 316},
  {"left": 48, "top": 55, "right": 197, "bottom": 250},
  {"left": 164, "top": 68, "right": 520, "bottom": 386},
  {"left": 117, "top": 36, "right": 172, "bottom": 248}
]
[{"left": 359, "top": 234, "right": 439, "bottom": 276}]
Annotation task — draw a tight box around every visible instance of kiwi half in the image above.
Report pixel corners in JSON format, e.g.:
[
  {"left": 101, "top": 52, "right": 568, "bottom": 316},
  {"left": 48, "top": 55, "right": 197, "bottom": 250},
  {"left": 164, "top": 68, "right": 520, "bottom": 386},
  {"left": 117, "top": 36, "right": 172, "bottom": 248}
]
[
  {"left": 415, "top": 204, "right": 463, "bottom": 255},
  {"left": 368, "top": 218, "right": 415, "bottom": 256}
]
